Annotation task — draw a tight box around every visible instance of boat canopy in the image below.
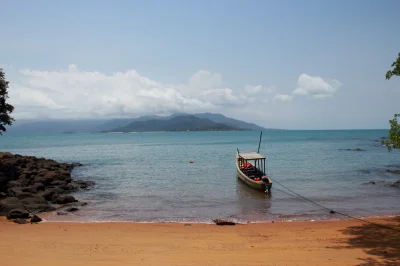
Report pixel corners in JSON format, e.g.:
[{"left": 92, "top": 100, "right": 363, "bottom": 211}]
[{"left": 238, "top": 152, "right": 265, "bottom": 160}]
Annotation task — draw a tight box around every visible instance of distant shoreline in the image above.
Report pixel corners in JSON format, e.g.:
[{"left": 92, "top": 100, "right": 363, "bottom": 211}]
[
  {"left": 64, "top": 129, "right": 284, "bottom": 134},
  {"left": 2, "top": 128, "right": 387, "bottom": 135}
]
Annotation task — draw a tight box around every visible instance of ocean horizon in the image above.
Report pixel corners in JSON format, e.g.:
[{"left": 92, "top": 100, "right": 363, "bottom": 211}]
[{"left": 0, "top": 129, "right": 399, "bottom": 223}]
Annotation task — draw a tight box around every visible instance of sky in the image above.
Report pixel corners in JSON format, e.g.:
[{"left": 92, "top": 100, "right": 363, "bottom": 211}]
[{"left": 1, "top": 0, "right": 399, "bottom": 130}]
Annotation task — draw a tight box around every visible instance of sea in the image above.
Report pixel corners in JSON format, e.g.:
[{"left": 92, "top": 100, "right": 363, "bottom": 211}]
[{"left": 0, "top": 130, "right": 399, "bottom": 223}]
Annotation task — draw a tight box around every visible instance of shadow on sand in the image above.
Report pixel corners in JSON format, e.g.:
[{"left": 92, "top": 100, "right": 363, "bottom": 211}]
[{"left": 338, "top": 216, "right": 400, "bottom": 266}]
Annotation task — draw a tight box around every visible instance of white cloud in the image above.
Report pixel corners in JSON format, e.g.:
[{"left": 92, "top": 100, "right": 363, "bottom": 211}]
[
  {"left": 244, "top": 85, "right": 276, "bottom": 94},
  {"left": 274, "top": 94, "right": 293, "bottom": 102},
  {"left": 293, "top": 73, "right": 341, "bottom": 98},
  {"left": 7, "top": 64, "right": 277, "bottom": 119},
  {"left": 188, "top": 70, "right": 222, "bottom": 92}
]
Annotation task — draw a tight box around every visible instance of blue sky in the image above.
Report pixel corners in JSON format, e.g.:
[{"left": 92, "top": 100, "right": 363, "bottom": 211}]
[{"left": 1, "top": 0, "right": 399, "bottom": 129}]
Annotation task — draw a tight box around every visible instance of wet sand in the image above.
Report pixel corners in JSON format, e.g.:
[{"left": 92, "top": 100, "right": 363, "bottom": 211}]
[{"left": 0, "top": 216, "right": 399, "bottom": 266}]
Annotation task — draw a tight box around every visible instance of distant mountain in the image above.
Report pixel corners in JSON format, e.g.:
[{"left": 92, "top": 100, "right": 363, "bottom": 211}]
[
  {"left": 193, "top": 113, "right": 268, "bottom": 131},
  {"left": 91, "top": 118, "right": 135, "bottom": 133},
  {"left": 88, "top": 115, "right": 170, "bottom": 133},
  {"left": 4, "top": 112, "right": 276, "bottom": 134},
  {"left": 113, "top": 112, "right": 271, "bottom": 130},
  {"left": 105, "top": 115, "right": 241, "bottom": 132}
]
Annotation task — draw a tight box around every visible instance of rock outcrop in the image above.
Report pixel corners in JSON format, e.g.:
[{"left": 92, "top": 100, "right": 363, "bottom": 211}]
[
  {"left": 391, "top": 180, "right": 400, "bottom": 188},
  {"left": 0, "top": 152, "right": 94, "bottom": 222},
  {"left": 386, "top": 169, "right": 400, "bottom": 175}
]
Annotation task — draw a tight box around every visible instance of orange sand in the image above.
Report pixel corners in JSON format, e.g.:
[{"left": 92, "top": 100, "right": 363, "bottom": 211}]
[{"left": 0, "top": 217, "right": 399, "bottom": 266}]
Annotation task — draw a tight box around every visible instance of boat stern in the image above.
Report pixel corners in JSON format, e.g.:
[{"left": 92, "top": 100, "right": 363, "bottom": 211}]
[{"left": 262, "top": 176, "right": 273, "bottom": 193}]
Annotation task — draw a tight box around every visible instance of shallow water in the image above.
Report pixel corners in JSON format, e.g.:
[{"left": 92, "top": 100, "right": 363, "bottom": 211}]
[{"left": 1, "top": 130, "right": 399, "bottom": 222}]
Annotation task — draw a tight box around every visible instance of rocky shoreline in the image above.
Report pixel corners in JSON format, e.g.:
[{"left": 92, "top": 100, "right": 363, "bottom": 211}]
[{"left": 0, "top": 152, "right": 93, "bottom": 223}]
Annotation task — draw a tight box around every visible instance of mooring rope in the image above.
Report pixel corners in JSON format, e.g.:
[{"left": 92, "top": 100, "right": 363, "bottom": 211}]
[{"left": 270, "top": 177, "right": 400, "bottom": 233}]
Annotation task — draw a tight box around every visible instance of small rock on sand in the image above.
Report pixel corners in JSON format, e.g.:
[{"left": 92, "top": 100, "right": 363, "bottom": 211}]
[
  {"left": 30, "top": 214, "right": 42, "bottom": 223},
  {"left": 213, "top": 219, "right": 235, "bottom": 226},
  {"left": 14, "top": 218, "right": 28, "bottom": 224}
]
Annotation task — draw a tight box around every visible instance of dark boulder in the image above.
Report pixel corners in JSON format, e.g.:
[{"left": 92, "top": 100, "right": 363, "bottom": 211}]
[
  {"left": 14, "top": 218, "right": 28, "bottom": 224},
  {"left": 0, "top": 152, "right": 13, "bottom": 159},
  {"left": 39, "top": 188, "right": 57, "bottom": 201},
  {"left": 59, "top": 183, "right": 78, "bottom": 191},
  {"left": 43, "top": 171, "right": 72, "bottom": 183},
  {"left": 20, "top": 197, "right": 55, "bottom": 213},
  {"left": 0, "top": 172, "right": 8, "bottom": 192},
  {"left": 39, "top": 187, "right": 66, "bottom": 201},
  {"left": 35, "top": 170, "right": 72, "bottom": 185},
  {"left": 339, "top": 148, "right": 365, "bottom": 151},
  {"left": 53, "top": 186, "right": 67, "bottom": 194},
  {"left": 50, "top": 180, "right": 67, "bottom": 187},
  {"left": 57, "top": 169, "right": 71, "bottom": 176},
  {"left": 30, "top": 214, "right": 42, "bottom": 223},
  {"left": 19, "top": 176, "right": 31, "bottom": 187},
  {"left": 54, "top": 195, "right": 77, "bottom": 204},
  {"left": 66, "top": 207, "right": 79, "bottom": 212},
  {"left": 0, "top": 197, "right": 24, "bottom": 215},
  {"left": 60, "top": 164, "right": 73, "bottom": 171},
  {"left": 66, "top": 183, "right": 78, "bottom": 191},
  {"left": 57, "top": 211, "right": 68, "bottom": 216},
  {"left": 15, "top": 192, "right": 37, "bottom": 200},
  {"left": 37, "top": 169, "right": 49, "bottom": 177},
  {"left": 21, "top": 187, "right": 32, "bottom": 193},
  {"left": 74, "top": 180, "right": 95, "bottom": 189},
  {"left": 40, "top": 189, "right": 56, "bottom": 201},
  {"left": 29, "top": 183, "right": 45, "bottom": 193},
  {"left": 213, "top": 219, "right": 236, "bottom": 226},
  {"left": 9, "top": 187, "right": 37, "bottom": 200},
  {"left": 391, "top": 180, "right": 400, "bottom": 188},
  {"left": 8, "top": 186, "right": 21, "bottom": 195},
  {"left": 42, "top": 161, "right": 58, "bottom": 170},
  {"left": 21, "top": 170, "right": 37, "bottom": 179},
  {"left": 7, "top": 180, "right": 21, "bottom": 189},
  {"left": 386, "top": 169, "right": 400, "bottom": 175},
  {"left": 7, "top": 209, "right": 30, "bottom": 219},
  {"left": 33, "top": 175, "right": 53, "bottom": 186},
  {"left": 0, "top": 155, "right": 19, "bottom": 180}
]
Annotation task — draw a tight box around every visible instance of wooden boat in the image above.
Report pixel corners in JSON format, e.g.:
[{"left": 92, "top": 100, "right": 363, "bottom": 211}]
[{"left": 236, "top": 132, "right": 272, "bottom": 193}]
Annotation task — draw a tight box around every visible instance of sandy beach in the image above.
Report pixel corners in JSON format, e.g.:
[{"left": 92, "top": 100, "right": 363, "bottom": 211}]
[{"left": 0, "top": 216, "right": 399, "bottom": 266}]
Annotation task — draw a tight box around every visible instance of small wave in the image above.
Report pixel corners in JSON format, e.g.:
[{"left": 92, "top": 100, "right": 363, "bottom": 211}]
[{"left": 38, "top": 210, "right": 400, "bottom": 224}]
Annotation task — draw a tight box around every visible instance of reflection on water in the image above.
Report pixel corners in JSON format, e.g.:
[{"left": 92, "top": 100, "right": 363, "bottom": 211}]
[
  {"left": 235, "top": 177, "right": 272, "bottom": 221},
  {"left": 235, "top": 177, "right": 271, "bottom": 199}
]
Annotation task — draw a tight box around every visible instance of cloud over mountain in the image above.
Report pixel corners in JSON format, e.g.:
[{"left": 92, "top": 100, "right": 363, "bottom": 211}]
[{"left": 7, "top": 65, "right": 280, "bottom": 120}]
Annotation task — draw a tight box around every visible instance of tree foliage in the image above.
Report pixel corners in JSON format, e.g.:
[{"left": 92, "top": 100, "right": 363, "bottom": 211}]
[
  {"left": 386, "top": 52, "right": 400, "bottom": 80},
  {"left": 0, "top": 68, "right": 14, "bottom": 135},
  {"left": 382, "top": 53, "right": 400, "bottom": 151},
  {"left": 382, "top": 114, "right": 400, "bottom": 151}
]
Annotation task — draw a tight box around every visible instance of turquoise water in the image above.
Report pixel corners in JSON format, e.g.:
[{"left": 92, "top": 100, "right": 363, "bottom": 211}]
[{"left": 1, "top": 130, "right": 399, "bottom": 223}]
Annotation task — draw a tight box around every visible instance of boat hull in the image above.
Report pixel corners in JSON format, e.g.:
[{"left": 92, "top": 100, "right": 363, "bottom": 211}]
[{"left": 235, "top": 156, "right": 272, "bottom": 192}]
